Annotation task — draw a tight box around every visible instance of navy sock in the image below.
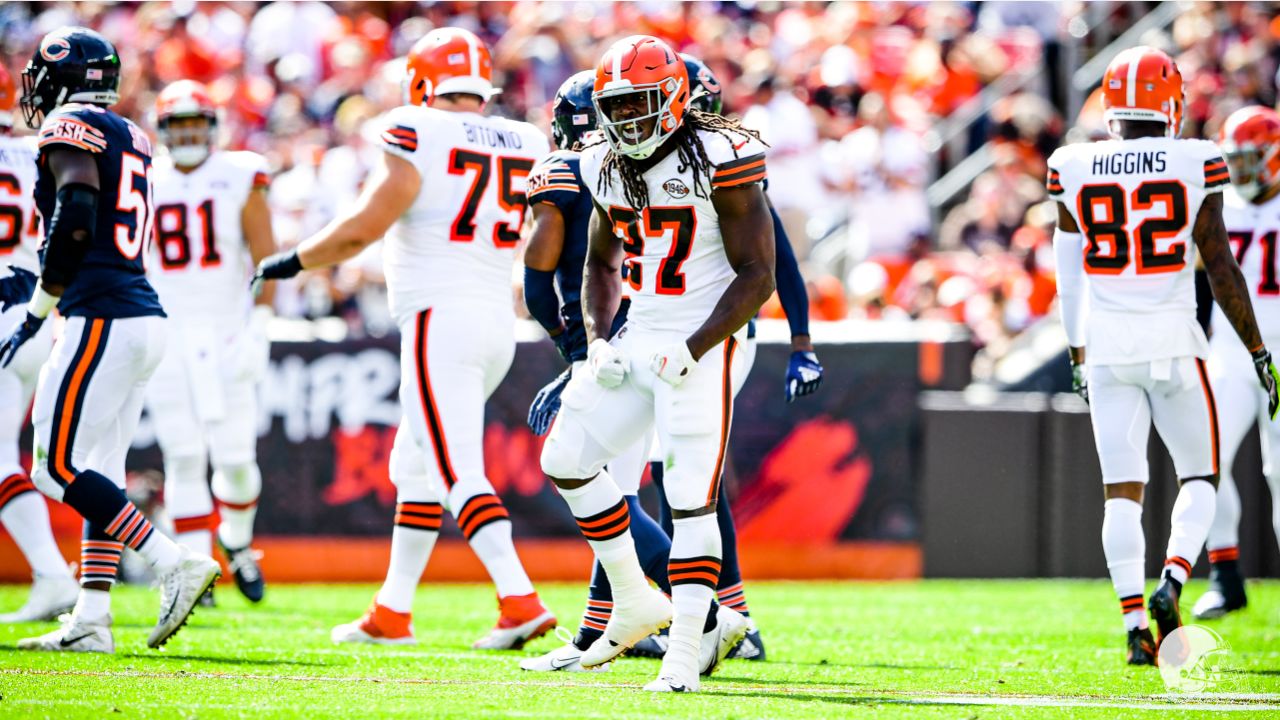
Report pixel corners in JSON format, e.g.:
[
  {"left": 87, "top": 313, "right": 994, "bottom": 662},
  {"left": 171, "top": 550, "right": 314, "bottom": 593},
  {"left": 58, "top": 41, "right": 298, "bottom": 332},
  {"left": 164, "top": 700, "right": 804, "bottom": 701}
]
[
  {"left": 62, "top": 470, "right": 155, "bottom": 550},
  {"left": 715, "top": 481, "right": 749, "bottom": 616},
  {"left": 651, "top": 461, "right": 674, "bottom": 536}
]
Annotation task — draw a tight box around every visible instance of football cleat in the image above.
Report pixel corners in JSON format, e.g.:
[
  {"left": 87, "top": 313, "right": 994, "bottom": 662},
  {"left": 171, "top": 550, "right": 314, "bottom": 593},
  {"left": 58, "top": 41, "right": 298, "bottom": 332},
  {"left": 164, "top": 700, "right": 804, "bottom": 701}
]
[
  {"left": 729, "top": 619, "right": 766, "bottom": 661},
  {"left": 581, "top": 587, "right": 672, "bottom": 668},
  {"left": 1193, "top": 562, "right": 1247, "bottom": 620},
  {"left": 519, "top": 628, "right": 609, "bottom": 672},
  {"left": 220, "top": 541, "right": 265, "bottom": 603},
  {"left": 147, "top": 547, "right": 221, "bottom": 649},
  {"left": 630, "top": 631, "right": 669, "bottom": 659},
  {"left": 18, "top": 613, "right": 114, "bottom": 653},
  {"left": 643, "top": 668, "right": 700, "bottom": 693},
  {"left": 331, "top": 601, "right": 416, "bottom": 645},
  {"left": 472, "top": 593, "right": 557, "bottom": 650},
  {"left": 0, "top": 574, "right": 79, "bottom": 623},
  {"left": 198, "top": 587, "right": 216, "bottom": 609},
  {"left": 1126, "top": 626, "right": 1157, "bottom": 666},
  {"left": 1148, "top": 578, "right": 1182, "bottom": 647},
  {"left": 700, "top": 605, "right": 749, "bottom": 676}
]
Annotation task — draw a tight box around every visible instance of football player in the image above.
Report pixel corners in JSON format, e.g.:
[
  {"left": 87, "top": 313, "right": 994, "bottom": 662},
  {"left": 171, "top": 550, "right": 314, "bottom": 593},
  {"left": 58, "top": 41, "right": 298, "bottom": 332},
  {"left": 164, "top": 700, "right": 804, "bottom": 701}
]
[
  {"left": 519, "top": 69, "right": 745, "bottom": 677},
  {"left": 145, "top": 80, "right": 276, "bottom": 604},
  {"left": 538, "top": 36, "right": 776, "bottom": 692},
  {"left": 252, "top": 28, "right": 556, "bottom": 650},
  {"left": 1049, "top": 47, "right": 1278, "bottom": 665},
  {"left": 1192, "top": 106, "right": 1280, "bottom": 620},
  {"left": 0, "top": 27, "right": 220, "bottom": 653},
  {"left": 0, "top": 61, "right": 79, "bottom": 623}
]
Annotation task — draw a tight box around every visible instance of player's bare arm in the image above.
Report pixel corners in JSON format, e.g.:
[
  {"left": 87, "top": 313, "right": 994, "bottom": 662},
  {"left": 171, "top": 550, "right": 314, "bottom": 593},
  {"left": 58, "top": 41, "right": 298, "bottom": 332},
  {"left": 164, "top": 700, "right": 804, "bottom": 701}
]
[
  {"left": 241, "top": 183, "right": 277, "bottom": 306},
  {"left": 685, "top": 183, "right": 776, "bottom": 361},
  {"left": 1194, "top": 192, "right": 1264, "bottom": 353},
  {"left": 581, "top": 202, "right": 623, "bottom": 345},
  {"left": 252, "top": 152, "right": 419, "bottom": 289},
  {"left": 524, "top": 202, "right": 567, "bottom": 338}
]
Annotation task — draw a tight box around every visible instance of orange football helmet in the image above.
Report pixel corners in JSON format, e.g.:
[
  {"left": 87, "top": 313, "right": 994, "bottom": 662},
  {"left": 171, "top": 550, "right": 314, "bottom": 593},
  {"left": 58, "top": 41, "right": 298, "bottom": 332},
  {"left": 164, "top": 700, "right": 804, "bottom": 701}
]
[
  {"left": 156, "top": 80, "right": 218, "bottom": 166},
  {"left": 405, "top": 27, "right": 496, "bottom": 107},
  {"left": 1220, "top": 106, "right": 1280, "bottom": 202},
  {"left": 1101, "top": 46, "right": 1183, "bottom": 138},
  {"left": 0, "top": 63, "right": 15, "bottom": 128},
  {"left": 592, "top": 35, "right": 689, "bottom": 160}
]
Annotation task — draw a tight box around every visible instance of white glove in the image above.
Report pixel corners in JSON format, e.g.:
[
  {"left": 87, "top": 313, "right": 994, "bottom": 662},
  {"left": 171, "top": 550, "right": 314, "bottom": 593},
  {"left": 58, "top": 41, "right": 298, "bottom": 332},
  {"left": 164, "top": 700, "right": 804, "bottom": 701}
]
[
  {"left": 587, "top": 338, "right": 629, "bottom": 388},
  {"left": 245, "top": 305, "right": 273, "bottom": 382},
  {"left": 650, "top": 341, "right": 697, "bottom": 388}
]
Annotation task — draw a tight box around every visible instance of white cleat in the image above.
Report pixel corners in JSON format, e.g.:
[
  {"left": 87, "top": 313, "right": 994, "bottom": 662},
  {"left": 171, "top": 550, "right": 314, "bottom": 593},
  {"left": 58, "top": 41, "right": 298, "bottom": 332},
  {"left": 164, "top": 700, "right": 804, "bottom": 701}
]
[
  {"left": 699, "top": 605, "right": 749, "bottom": 676},
  {"left": 519, "top": 628, "right": 610, "bottom": 672},
  {"left": 148, "top": 547, "right": 221, "bottom": 649},
  {"left": 643, "top": 672, "right": 700, "bottom": 693},
  {"left": 18, "top": 613, "right": 114, "bottom": 653},
  {"left": 581, "top": 587, "right": 672, "bottom": 668},
  {"left": 0, "top": 574, "right": 79, "bottom": 623},
  {"left": 1192, "top": 590, "right": 1230, "bottom": 620}
]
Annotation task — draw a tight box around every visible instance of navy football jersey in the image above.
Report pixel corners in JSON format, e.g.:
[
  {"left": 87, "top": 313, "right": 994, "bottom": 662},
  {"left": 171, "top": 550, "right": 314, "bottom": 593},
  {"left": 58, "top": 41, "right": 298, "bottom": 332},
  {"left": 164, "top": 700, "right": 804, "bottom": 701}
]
[
  {"left": 34, "top": 103, "right": 164, "bottom": 319},
  {"left": 527, "top": 150, "right": 594, "bottom": 358}
]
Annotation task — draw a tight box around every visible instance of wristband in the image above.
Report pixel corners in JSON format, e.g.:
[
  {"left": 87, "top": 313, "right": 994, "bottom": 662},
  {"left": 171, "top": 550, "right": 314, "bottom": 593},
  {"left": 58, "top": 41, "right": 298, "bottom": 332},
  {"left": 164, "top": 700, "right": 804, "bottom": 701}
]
[{"left": 26, "top": 282, "right": 59, "bottom": 319}]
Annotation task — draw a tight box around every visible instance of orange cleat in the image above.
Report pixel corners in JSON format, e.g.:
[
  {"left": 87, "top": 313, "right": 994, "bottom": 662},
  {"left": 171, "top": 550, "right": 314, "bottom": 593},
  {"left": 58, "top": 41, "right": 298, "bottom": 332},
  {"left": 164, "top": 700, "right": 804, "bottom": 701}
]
[
  {"left": 472, "top": 593, "right": 557, "bottom": 650},
  {"left": 331, "top": 601, "right": 416, "bottom": 645}
]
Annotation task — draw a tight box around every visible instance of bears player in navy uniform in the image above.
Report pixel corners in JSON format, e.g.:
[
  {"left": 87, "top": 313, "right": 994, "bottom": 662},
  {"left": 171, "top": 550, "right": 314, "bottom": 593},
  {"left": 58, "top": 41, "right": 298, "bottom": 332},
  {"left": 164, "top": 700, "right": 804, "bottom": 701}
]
[
  {"left": 519, "top": 60, "right": 820, "bottom": 672},
  {"left": 0, "top": 27, "right": 220, "bottom": 653}
]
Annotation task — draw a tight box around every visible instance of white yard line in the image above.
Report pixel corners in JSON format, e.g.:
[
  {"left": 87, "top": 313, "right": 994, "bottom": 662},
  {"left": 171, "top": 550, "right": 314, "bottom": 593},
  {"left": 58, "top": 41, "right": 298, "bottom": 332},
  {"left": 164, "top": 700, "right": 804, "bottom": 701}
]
[{"left": 4, "top": 667, "right": 1279, "bottom": 710}]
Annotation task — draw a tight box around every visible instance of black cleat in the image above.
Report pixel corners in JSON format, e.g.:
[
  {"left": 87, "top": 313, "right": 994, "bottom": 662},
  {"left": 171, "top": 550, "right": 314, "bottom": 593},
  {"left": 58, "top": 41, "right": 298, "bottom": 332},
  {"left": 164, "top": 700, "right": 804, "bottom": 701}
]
[
  {"left": 220, "top": 541, "right": 265, "bottom": 603},
  {"left": 198, "top": 587, "right": 216, "bottom": 608},
  {"left": 1193, "top": 561, "right": 1247, "bottom": 620},
  {"left": 629, "top": 630, "right": 668, "bottom": 659},
  {"left": 1148, "top": 577, "right": 1182, "bottom": 647},
  {"left": 1126, "top": 627, "right": 1157, "bottom": 666}
]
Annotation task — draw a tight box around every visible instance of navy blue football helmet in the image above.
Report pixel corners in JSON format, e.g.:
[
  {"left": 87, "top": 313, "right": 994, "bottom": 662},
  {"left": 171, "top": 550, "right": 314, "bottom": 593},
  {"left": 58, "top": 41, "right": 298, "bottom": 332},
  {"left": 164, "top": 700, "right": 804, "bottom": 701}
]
[
  {"left": 551, "top": 70, "right": 597, "bottom": 150},
  {"left": 681, "top": 54, "right": 723, "bottom": 115},
  {"left": 21, "top": 27, "right": 121, "bottom": 128}
]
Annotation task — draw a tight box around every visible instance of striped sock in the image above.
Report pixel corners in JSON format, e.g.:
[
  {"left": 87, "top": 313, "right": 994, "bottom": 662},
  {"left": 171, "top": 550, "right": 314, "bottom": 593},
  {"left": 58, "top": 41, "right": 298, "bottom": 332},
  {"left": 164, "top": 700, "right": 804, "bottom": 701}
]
[
  {"left": 577, "top": 598, "right": 612, "bottom": 647},
  {"left": 173, "top": 512, "right": 218, "bottom": 557},
  {"left": 1119, "top": 594, "right": 1145, "bottom": 631},
  {"left": 377, "top": 502, "right": 443, "bottom": 614},
  {"left": 80, "top": 521, "right": 124, "bottom": 587},
  {"left": 1208, "top": 546, "right": 1239, "bottom": 565},
  {"left": 666, "top": 514, "right": 722, "bottom": 678},
  {"left": 1163, "top": 555, "right": 1193, "bottom": 586},
  {"left": 557, "top": 472, "right": 648, "bottom": 598},
  {"left": 452, "top": 490, "right": 534, "bottom": 599},
  {"left": 717, "top": 582, "right": 750, "bottom": 615}
]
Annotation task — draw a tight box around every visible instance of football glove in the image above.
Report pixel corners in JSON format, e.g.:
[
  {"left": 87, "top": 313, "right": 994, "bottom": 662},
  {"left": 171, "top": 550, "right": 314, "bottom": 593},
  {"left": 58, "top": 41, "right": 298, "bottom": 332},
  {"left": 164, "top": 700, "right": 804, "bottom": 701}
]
[
  {"left": 250, "top": 249, "right": 303, "bottom": 296},
  {"left": 1071, "top": 361, "right": 1089, "bottom": 404},
  {"left": 587, "top": 338, "right": 628, "bottom": 388},
  {"left": 0, "top": 313, "right": 43, "bottom": 368},
  {"left": 0, "top": 266, "right": 37, "bottom": 312},
  {"left": 785, "top": 350, "right": 823, "bottom": 402},
  {"left": 527, "top": 368, "right": 572, "bottom": 436},
  {"left": 551, "top": 330, "right": 581, "bottom": 365},
  {"left": 1252, "top": 347, "right": 1280, "bottom": 420},
  {"left": 650, "top": 341, "right": 697, "bottom": 388}
]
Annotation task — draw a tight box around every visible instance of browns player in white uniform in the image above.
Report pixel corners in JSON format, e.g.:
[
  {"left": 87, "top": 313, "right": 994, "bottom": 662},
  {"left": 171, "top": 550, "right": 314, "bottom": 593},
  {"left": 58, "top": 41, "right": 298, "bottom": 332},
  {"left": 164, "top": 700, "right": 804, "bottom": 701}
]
[
  {"left": 538, "top": 36, "right": 774, "bottom": 693},
  {"left": 1193, "top": 106, "right": 1280, "bottom": 620},
  {"left": 0, "top": 62, "right": 78, "bottom": 622},
  {"left": 1050, "top": 47, "right": 1279, "bottom": 666},
  {"left": 145, "top": 80, "right": 276, "bottom": 603},
  {"left": 253, "top": 28, "right": 556, "bottom": 650}
]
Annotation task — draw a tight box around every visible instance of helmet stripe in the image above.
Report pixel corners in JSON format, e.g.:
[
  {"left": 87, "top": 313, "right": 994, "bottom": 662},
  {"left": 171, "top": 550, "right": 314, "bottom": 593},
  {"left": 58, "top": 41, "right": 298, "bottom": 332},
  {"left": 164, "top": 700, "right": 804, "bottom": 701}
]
[
  {"left": 1126, "top": 55, "right": 1138, "bottom": 107},
  {"left": 612, "top": 47, "right": 622, "bottom": 83},
  {"left": 464, "top": 30, "right": 479, "bottom": 78}
]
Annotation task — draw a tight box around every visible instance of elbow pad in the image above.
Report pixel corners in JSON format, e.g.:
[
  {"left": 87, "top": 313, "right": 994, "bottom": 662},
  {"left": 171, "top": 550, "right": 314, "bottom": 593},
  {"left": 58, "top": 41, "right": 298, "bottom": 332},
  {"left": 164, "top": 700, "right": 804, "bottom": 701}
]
[
  {"left": 1053, "top": 228, "right": 1088, "bottom": 347},
  {"left": 42, "top": 183, "right": 98, "bottom": 288}
]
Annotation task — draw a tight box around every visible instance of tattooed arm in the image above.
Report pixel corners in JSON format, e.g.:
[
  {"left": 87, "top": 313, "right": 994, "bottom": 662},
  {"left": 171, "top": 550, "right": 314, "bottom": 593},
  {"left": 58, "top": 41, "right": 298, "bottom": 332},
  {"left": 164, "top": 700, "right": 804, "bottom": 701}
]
[{"left": 1194, "top": 192, "right": 1264, "bottom": 353}]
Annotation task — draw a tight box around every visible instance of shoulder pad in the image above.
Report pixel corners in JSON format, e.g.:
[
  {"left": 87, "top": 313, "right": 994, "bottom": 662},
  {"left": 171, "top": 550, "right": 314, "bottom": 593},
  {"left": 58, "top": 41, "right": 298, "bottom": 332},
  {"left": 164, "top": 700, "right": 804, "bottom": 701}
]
[{"left": 38, "top": 106, "right": 108, "bottom": 154}]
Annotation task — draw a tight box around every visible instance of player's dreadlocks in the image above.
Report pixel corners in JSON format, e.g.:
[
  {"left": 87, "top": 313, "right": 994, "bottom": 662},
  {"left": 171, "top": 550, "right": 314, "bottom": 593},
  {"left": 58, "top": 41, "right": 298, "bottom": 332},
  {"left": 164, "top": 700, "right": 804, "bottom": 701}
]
[{"left": 594, "top": 110, "right": 767, "bottom": 210}]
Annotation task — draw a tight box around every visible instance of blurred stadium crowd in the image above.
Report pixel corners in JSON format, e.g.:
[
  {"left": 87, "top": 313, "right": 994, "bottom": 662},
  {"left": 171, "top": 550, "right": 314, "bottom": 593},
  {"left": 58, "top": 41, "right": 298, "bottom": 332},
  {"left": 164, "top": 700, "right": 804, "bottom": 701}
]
[{"left": 2, "top": 1, "right": 1279, "bottom": 369}]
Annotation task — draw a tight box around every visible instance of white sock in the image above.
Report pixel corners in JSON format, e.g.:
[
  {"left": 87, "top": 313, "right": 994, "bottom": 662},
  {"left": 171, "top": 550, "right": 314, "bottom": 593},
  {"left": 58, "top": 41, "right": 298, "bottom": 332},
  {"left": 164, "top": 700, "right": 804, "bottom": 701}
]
[
  {"left": 666, "top": 514, "right": 721, "bottom": 678},
  {"left": 137, "top": 532, "right": 182, "bottom": 573},
  {"left": 165, "top": 454, "right": 215, "bottom": 557},
  {"left": 72, "top": 588, "right": 111, "bottom": 622},
  {"left": 1164, "top": 479, "right": 1215, "bottom": 584},
  {"left": 175, "top": 529, "right": 213, "bottom": 558},
  {"left": 1206, "top": 473, "right": 1240, "bottom": 551},
  {"left": 213, "top": 463, "right": 261, "bottom": 550},
  {"left": 376, "top": 525, "right": 438, "bottom": 614},
  {"left": 557, "top": 471, "right": 647, "bottom": 597},
  {"left": 1, "top": 491, "right": 72, "bottom": 579},
  {"left": 467, "top": 522, "right": 535, "bottom": 598},
  {"left": 1102, "top": 498, "right": 1147, "bottom": 631}
]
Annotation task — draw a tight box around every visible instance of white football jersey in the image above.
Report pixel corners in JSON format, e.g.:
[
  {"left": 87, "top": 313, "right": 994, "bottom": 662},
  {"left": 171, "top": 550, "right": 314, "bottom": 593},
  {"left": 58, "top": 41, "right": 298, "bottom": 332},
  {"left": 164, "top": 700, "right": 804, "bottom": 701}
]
[
  {"left": 1215, "top": 186, "right": 1280, "bottom": 343},
  {"left": 0, "top": 134, "right": 41, "bottom": 274},
  {"left": 578, "top": 127, "right": 769, "bottom": 336},
  {"left": 1048, "top": 136, "right": 1227, "bottom": 365},
  {"left": 376, "top": 106, "right": 549, "bottom": 323},
  {"left": 149, "top": 150, "right": 269, "bottom": 323}
]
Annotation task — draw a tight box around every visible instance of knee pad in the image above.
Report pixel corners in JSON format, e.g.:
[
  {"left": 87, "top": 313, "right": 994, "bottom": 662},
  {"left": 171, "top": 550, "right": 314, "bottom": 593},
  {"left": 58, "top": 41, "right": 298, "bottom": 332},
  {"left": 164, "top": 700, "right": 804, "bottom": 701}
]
[
  {"left": 540, "top": 418, "right": 608, "bottom": 481},
  {"left": 389, "top": 431, "right": 441, "bottom": 502},
  {"left": 445, "top": 474, "right": 497, "bottom": 510},
  {"left": 211, "top": 463, "right": 261, "bottom": 506},
  {"left": 659, "top": 448, "right": 720, "bottom": 514}
]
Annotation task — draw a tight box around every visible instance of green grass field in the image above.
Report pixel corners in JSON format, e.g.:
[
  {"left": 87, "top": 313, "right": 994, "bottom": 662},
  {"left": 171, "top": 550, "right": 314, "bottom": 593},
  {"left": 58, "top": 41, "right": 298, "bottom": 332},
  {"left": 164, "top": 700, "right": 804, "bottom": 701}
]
[{"left": 1, "top": 580, "right": 1278, "bottom": 719}]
